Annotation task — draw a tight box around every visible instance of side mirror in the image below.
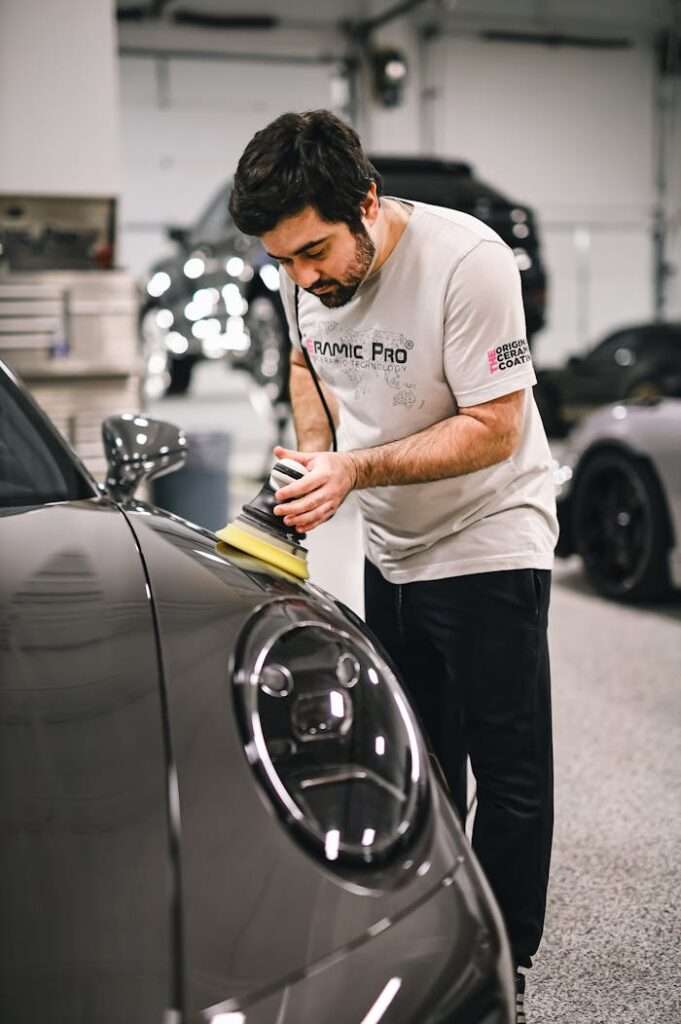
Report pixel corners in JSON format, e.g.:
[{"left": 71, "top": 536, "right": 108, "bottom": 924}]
[
  {"left": 102, "top": 414, "right": 187, "bottom": 501},
  {"left": 167, "top": 225, "right": 189, "bottom": 247}
]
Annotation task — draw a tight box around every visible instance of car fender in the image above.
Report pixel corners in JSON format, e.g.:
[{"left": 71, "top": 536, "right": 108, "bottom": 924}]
[{"left": 122, "top": 505, "right": 487, "bottom": 1013}]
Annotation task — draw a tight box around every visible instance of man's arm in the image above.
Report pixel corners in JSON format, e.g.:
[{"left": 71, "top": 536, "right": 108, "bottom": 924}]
[
  {"left": 273, "top": 389, "right": 525, "bottom": 532},
  {"left": 349, "top": 389, "right": 523, "bottom": 488},
  {"left": 289, "top": 347, "right": 339, "bottom": 452}
]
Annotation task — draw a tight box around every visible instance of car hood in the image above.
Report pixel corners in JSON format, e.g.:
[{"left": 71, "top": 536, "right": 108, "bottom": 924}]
[
  {"left": 123, "top": 498, "right": 326, "bottom": 616},
  {"left": 122, "top": 503, "right": 476, "bottom": 1014}
]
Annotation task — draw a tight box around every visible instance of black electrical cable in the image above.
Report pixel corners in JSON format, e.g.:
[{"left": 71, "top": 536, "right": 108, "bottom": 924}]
[{"left": 294, "top": 285, "right": 338, "bottom": 452}]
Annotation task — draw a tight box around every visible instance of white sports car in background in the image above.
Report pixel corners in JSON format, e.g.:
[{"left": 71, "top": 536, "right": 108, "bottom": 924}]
[{"left": 555, "top": 398, "right": 681, "bottom": 602}]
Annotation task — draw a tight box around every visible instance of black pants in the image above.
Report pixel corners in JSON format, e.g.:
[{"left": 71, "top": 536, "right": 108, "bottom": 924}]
[{"left": 364, "top": 561, "right": 554, "bottom": 969}]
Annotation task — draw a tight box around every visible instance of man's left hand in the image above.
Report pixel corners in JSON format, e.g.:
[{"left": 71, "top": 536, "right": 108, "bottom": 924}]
[{"left": 272, "top": 446, "right": 358, "bottom": 532}]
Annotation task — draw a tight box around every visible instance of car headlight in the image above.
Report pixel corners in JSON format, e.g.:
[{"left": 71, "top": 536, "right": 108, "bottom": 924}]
[
  {"left": 233, "top": 598, "right": 428, "bottom": 868},
  {"left": 146, "top": 270, "right": 171, "bottom": 298}
]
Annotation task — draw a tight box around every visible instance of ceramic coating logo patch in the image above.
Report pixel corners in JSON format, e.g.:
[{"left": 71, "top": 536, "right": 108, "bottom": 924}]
[{"left": 487, "top": 339, "right": 531, "bottom": 373}]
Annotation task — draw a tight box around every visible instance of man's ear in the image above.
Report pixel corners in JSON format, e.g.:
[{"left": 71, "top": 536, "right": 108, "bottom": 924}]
[{"left": 360, "top": 182, "right": 380, "bottom": 225}]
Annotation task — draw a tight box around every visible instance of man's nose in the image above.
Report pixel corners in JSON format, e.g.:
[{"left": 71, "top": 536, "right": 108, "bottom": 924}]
[{"left": 293, "top": 263, "right": 320, "bottom": 289}]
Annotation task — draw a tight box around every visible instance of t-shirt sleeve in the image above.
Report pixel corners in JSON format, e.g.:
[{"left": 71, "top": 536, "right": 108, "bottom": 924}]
[
  {"left": 279, "top": 268, "right": 302, "bottom": 351},
  {"left": 443, "top": 240, "right": 535, "bottom": 407}
]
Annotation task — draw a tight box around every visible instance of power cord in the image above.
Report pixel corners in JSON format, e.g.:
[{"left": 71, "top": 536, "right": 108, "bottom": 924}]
[{"left": 294, "top": 285, "right": 338, "bottom": 453}]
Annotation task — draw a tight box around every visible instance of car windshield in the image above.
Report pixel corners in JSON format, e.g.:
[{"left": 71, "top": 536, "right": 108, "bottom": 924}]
[
  {"left": 189, "top": 183, "right": 232, "bottom": 247},
  {"left": 372, "top": 162, "right": 506, "bottom": 210},
  {"left": 587, "top": 329, "right": 640, "bottom": 362},
  {"left": 0, "top": 366, "right": 96, "bottom": 509}
]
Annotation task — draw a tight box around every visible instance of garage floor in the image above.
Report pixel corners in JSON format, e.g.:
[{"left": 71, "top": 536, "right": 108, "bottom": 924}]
[{"left": 150, "top": 362, "right": 681, "bottom": 1024}]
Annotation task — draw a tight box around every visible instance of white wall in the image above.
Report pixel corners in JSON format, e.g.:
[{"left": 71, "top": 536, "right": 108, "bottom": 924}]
[
  {"left": 658, "top": 72, "right": 681, "bottom": 324},
  {"left": 357, "top": 12, "right": 423, "bottom": 156},
  {"left": 426, "top": 34, "right": 680, "bottom": 365},
  {"left": 117, "top": 24, "right": 346, "bottom": 278},
  {"left": 0, "top": 0, "right": 120, "bottom": 196},
  {"left": 116, "top": 12, "right": 680, "bottom": 355}
]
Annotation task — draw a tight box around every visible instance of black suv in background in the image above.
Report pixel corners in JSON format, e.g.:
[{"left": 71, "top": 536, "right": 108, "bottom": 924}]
[
  {"left": 372, "top": 156, "right": 547, "bottom": 341},
  {"left": 140, "top": 155, "right": 547, "bottom": 400}
]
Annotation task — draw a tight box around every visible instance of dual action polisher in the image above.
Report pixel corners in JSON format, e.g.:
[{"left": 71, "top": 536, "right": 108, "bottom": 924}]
[{"left": 216, "top": 458, "right": 310, "bottom": 579}]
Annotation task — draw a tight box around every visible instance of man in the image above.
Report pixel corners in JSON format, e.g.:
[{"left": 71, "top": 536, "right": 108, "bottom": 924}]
[{"left": 229, "top": 110, "right": 557, "bottom": 1021}]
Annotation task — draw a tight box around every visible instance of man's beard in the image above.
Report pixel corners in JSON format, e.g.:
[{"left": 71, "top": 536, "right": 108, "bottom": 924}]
[{"left": 305, "top": 226, "right": 376, "bottom": 308}]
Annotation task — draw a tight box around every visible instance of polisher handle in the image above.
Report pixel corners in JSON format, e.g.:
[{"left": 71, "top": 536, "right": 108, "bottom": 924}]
[{"left": 269, "top": 458, "right": 307, "bottom": 490}]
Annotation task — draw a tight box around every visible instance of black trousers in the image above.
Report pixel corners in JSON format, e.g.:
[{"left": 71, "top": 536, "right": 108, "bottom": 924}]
[{"left": 364, "top": 560, "right": 554, "bottom": 969}]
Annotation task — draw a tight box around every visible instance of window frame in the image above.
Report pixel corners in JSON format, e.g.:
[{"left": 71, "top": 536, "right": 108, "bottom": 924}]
[{"left": 0, "top": 363, "right": 98, "bottom": 510}]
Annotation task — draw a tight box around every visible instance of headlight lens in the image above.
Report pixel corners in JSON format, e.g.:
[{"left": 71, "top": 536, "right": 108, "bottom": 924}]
[
  {"left": 146, "top": 271, "right": 171, "bottom": 297},
  {"left": 233, "top": 599, "right": 427, "bottom": 867}
]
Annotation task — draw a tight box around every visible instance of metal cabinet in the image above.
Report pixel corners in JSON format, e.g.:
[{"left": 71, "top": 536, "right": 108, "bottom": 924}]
[{"left": 0, "top": 271, "right": 142, "bottom": 480}]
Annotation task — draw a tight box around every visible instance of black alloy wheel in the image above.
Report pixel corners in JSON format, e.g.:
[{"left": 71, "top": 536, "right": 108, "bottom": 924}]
[{"left": 572, "top": 450, "right": 671, "bottom": 602}]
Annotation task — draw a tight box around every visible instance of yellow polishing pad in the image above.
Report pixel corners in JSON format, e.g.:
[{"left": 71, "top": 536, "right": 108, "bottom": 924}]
[{"left": 216, "top": 521, "right": 309, "bottom": 580}]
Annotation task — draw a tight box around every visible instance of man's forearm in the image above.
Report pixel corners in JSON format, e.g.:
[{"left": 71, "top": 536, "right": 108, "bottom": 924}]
[
  {"left": 347, "top": 406, "right": 518, "bottom": 490},
  {"left": 272, "top": 391, "right": 524, "bottom": 533},
  {"left": 289, "top": 361, "right": 337, "bottom": 452}
]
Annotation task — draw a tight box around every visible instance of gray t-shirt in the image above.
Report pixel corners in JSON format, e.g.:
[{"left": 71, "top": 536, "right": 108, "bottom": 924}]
[{"left": 280, "top": 200, "right": 558, "bottom": 583}]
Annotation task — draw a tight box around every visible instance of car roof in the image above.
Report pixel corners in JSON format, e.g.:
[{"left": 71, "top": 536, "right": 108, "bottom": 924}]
[
  {"left": 369, "top": 155, "right": 473, "bottom": 177},
  {"left": 369, "top": 155, "right": 513, "bottom": 210},
  {"left": 598, "top": 322, "right": 681, "bottom": 344},
  {"left": 627, "top": 321, "right": 681, "bottom": 334}
]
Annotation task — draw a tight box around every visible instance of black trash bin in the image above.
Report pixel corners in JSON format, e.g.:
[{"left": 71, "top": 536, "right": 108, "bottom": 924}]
[{"left": 152, "top": 430, "right": 229, "bottom": 532}]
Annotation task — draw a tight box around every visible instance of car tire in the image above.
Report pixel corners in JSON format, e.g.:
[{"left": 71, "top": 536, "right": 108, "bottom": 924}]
[
  {"left": 572, "top": 449, "right": 671, "bottom": 602},
  {"left": 167, "top": 356, "right": 195, "bottom": 395}
]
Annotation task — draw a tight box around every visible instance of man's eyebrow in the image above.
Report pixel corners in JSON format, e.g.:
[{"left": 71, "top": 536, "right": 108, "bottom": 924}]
[{"left": 265, "top": 235, "right": 331, "bottom": 260}]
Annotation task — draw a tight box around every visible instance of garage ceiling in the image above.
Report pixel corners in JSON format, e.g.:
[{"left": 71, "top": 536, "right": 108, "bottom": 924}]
[
  {"left": 116, "top": 0, "right": 367, "bottom": 27},
  {"left": 115, "top": 0, "right": 676, "bottom": 35}
]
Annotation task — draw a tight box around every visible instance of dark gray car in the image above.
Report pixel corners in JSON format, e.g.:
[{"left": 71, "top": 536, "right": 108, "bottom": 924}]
[
  {"left": 536, "top": 322, "right": 681, "bottom": 438},
  {"left": 0, "top": 359, "right": 513, "bottom": 1023}
]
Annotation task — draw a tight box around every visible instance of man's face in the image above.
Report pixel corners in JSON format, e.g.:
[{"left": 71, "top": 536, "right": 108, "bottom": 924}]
[{"left": 261, "top": 203, "right": 376, "bottom": 309}]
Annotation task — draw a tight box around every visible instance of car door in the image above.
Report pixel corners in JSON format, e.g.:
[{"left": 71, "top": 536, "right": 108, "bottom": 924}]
[{"left": 0, "top": 370, "right": 177, "bottom": 1023}]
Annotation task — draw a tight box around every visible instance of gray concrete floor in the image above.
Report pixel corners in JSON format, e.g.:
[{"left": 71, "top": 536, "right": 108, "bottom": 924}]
[
  {"left": 533, "top": 559, "right": 681, "bottom": 1024},
  {"left": 150, "top": 361, "right": 681, "bottom": 1024}
]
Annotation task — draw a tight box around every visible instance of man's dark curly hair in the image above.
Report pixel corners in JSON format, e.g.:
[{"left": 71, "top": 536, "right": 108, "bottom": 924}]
[{"left": 229, "top": 110, "right": 382, "bottom": 236}]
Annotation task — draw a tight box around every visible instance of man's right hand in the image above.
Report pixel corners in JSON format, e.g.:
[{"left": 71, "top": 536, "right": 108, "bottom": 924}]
[{"left": 272, "top": 445, "right": 357, "bottom": 532}]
